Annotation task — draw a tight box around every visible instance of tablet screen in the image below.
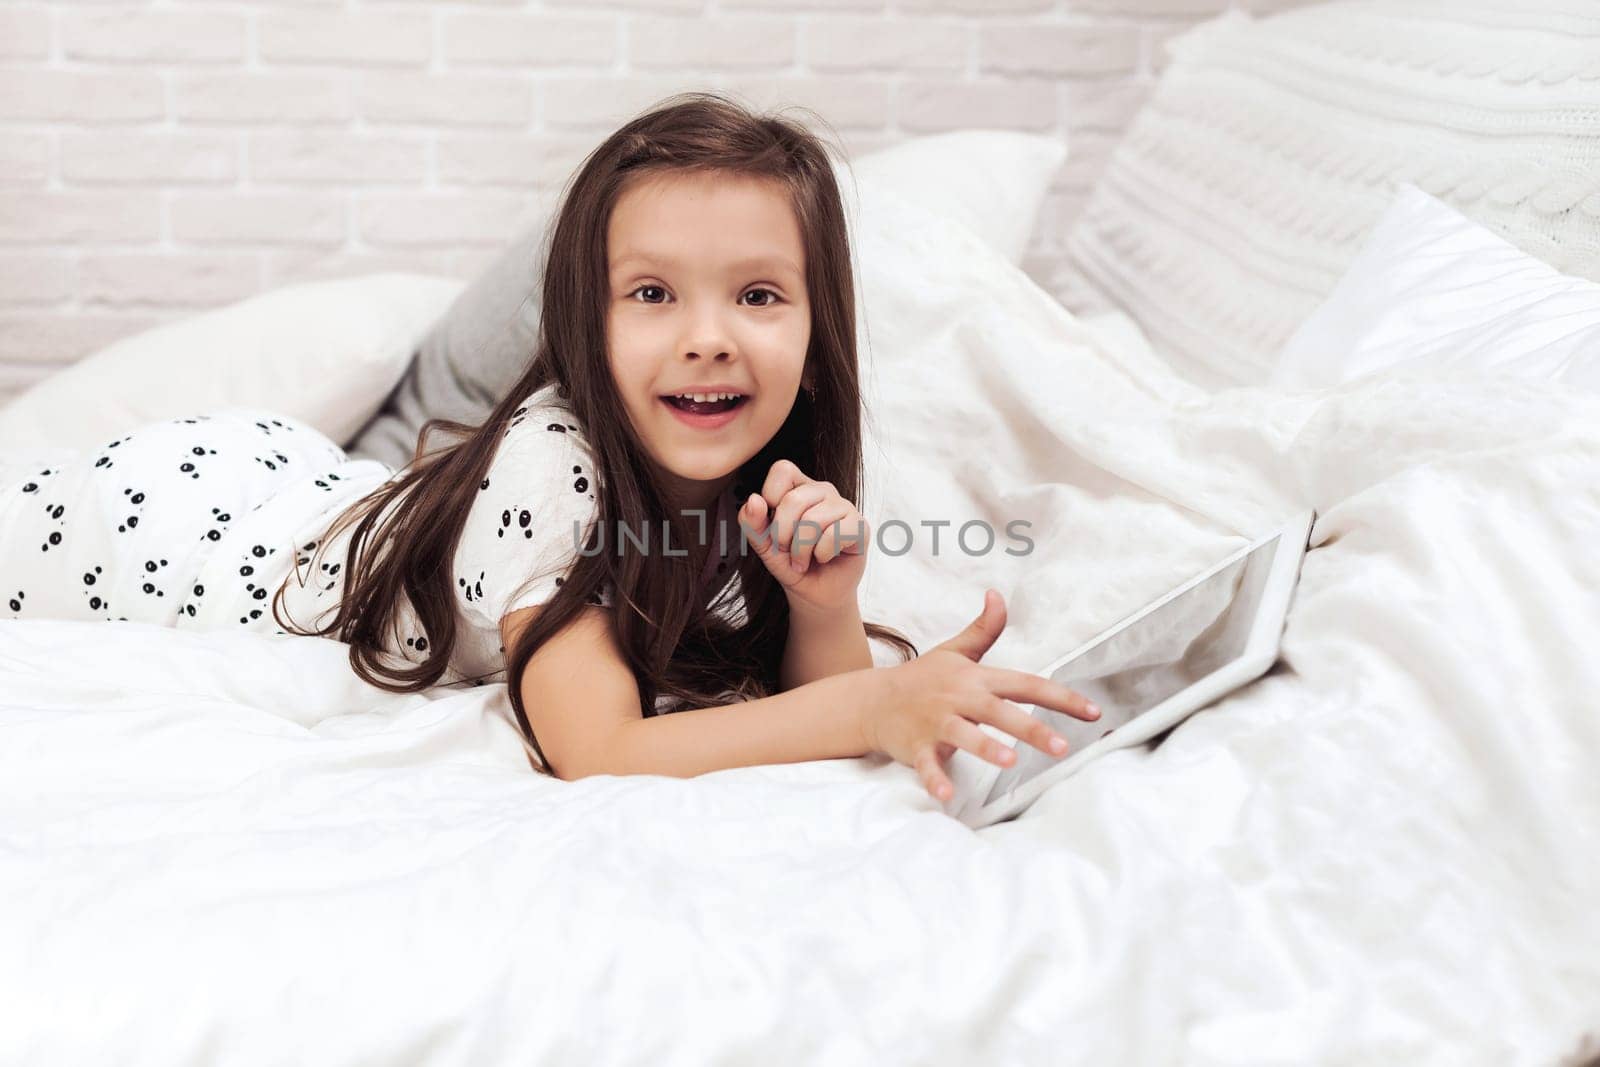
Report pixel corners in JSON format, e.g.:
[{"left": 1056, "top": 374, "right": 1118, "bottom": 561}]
[{"left": 983, "top": 534, "right": 1282, "bottom": 805}]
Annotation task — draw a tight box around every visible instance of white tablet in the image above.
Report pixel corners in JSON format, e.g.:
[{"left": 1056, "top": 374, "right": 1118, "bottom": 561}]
[{"left": 945, "top": 509, "right": 1317, "bottom": 830}]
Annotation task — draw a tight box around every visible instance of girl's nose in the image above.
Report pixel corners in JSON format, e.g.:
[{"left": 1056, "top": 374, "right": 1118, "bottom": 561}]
[{"left": 679, "top": 305, "right": 735, "bottom": 361}]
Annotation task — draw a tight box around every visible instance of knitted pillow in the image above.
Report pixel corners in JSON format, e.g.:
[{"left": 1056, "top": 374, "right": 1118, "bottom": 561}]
[{"left": 1062, "top": 0, "right": 1600, "bottom": 389}]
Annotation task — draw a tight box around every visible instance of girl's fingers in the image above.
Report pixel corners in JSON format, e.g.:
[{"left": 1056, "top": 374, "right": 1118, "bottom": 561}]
[
  {"left": 794, "top": 500, "right": 854, "bottom": 569},
  {"left": 770, "top": 482, "right": 831, "bottom": 554},
  {"left": 741, "top": 491, "right": 768, "bottom": 532},
  {"left": 740, "top": 493, "right": 771, "bottom": 549},
  {"left": 939, "top": 714, "right": 1017, "bottom": 770},
  {"left": 914, "top": 746, "right": 954, "bottom": 803},
  {"left": 742, "top": 494, "right": 784, "bottom": 554},
  {"left": 742, "top": 495, "right": 795, "bottom": 583},
  {"left": 980, "top": 666, "right": 1100, "bottom": 722},
  {"left": 755, "top": 459, "right": 812, "bottom": 517},
  {"left": 980, "top": 696, "right": 1069, "bottom": 759},
  {"left": 818, "top": 507, "right": 869, "bottom": 565}
]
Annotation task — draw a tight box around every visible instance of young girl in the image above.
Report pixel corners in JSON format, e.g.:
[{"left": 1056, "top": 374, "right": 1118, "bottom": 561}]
[{"left": 0, "top": 92, "right": 1097, "bottom": 803}]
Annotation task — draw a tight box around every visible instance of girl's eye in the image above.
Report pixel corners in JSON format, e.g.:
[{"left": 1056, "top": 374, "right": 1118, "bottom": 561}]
[{"left": 625, "top": 285, "right": 781, "bottom": 307}]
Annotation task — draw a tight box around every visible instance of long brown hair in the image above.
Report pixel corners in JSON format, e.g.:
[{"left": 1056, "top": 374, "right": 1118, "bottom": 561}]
[{"left": 273, "top": 90, "right": 918, "bottom": 773}]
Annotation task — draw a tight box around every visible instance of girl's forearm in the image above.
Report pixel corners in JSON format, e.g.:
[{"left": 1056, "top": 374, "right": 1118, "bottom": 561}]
[
  {"left": 598, "top": 666, "right": 884, "bottom": 780},
  {"left": 779, "top": 601, "right": 875, "bottom": 691}
]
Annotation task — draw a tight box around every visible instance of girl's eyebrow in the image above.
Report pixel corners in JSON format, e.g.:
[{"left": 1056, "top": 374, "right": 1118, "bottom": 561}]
[{"left": 610, "top": 250, "right": 801, "bottom": 279}]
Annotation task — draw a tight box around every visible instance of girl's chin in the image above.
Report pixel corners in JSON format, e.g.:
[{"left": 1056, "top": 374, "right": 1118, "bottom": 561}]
[{"left": 649, "top": 450, "right": 746, "bottom": 497}]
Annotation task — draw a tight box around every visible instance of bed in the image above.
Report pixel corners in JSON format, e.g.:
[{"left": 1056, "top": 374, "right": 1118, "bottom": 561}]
[{"left": 4, "top": 3, "right": 1600, "bottom": 1064}]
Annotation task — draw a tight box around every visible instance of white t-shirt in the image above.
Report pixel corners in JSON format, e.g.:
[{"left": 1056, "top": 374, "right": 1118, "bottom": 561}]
[
  {"left": 262, "top": 382, "right": 740, "bottom": 690},
  {"left": 207, "top": 383, "right": 602, "bottom": 688},
  {"left": 443, "top": 383, "right": 745, "bottom": 689},
  {"left": 453, "top": 385, "right": 614, "bottom": 631}
]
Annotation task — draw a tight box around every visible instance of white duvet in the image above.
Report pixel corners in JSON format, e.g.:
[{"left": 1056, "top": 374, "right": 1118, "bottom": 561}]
[{"left": 4, "top": 204, "right": 1600, "bottom": 1065}]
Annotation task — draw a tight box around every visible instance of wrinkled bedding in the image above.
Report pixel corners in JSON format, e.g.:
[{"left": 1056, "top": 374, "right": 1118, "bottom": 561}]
[{"left": 4, "top": 242, "right": 1600, "bottom": 1064}]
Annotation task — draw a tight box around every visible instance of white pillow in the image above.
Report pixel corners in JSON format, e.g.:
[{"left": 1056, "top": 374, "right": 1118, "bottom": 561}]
[
  {"left": 850, "top": 184, "right": 1214, "bottom": 671},
  {"left": 1062, "top": 4, "right": 1600, "bottom": 389},
  {"left": 846, "top": 130, "right": 1067, "bottom": 266},
  {"left": 1273, "top": 185, "right": 1600, "bottom": 392},
  {"left": 0, "top": 273, "right": 465, "bottom": 453}
]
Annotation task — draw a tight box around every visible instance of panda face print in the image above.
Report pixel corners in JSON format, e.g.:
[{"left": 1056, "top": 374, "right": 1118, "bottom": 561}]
[
  {"left": 252, "top": 418, "right": 297, "bottom": 438},
  {"left": 183, "top": 580, "right": 205, "bottom": 618},
  {"left": 498, "top": 508, "right": 534, "bottom": 540},
  {"left": 90, "top": 433, "right": 134, "bottom": 472},
  {"left": 117, "top": 486, "right": 148, "bottom": 534},
  {"left": 32, "top": 472, "right": 70, "bottom": 552},
  {"left": 502, "top": 406, "right": 530, "bottom": 438},
  {"left": 315, "top": 556, "right": 341, "bottom": 592},
  {"left": 179, "top": 443, "right": 219, "bottom": 480},
  {"left": 140, "top": 558, "right": 169, "bottom": 598},
  {"left": 252, "top": 450, "right": 292, "bottom": 472},
  {"left": 76, "top": 564, "right": 109, "bottom": 615},
  {"left": 203, "top": 506, "right": 233, "bottom": 543},
  {"left": 235, "top": 419, "right": 301, "bottom": 469},
  {"left": 234, "top": 542, "right": 279, "bottom": 621},
  {"left": 37, "top": 494, "right": 66, "bottom": 553}
]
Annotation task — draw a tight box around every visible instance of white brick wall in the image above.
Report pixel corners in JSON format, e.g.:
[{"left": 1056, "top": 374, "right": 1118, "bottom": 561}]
[{"left": 0, "top": 0, "right": 1305, "bottom": 405}]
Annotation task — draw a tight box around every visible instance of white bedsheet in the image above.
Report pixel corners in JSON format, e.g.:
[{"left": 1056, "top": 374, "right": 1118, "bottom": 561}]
[{"left": 4, "top": 295, "right": 1600, "bottom": 1064}]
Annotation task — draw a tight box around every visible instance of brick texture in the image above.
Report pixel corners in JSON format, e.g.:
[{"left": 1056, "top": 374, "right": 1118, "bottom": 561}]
[{"left": 0, "top": 0, "right": 1310, "bottom": 404}]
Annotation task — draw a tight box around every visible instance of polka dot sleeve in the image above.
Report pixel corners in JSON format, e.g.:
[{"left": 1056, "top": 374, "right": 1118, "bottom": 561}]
[{"left": 453, "top": 394, "right": 609, "bottom": 630}]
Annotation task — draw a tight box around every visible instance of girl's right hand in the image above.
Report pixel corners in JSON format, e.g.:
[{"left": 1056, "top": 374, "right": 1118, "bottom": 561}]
[{"left": 863, "top": 589, "right": 1101, "bottom": 804}]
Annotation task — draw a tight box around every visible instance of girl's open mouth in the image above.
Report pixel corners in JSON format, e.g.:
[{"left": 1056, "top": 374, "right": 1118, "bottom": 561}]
[
  {"left": 661, "top": 394, "right": 748, "bottom": 416},
  {"left": 660, "top": 393, "right": 750, "bottom": 430}
]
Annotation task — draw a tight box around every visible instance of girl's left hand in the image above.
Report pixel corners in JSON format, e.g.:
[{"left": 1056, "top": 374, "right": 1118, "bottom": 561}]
[{"left": 741, "top": 459, "right": 870, "bottom": 616}]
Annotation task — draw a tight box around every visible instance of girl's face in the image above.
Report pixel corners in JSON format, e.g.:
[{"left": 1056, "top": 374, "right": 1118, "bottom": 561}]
[{"left": 606, "top": 169, "right": 811, "bottom": 512}]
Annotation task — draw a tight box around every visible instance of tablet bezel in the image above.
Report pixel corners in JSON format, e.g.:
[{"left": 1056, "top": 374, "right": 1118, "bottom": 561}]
[{"left": 946, "top": 509, "right": 1317, "bottom": 829}]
